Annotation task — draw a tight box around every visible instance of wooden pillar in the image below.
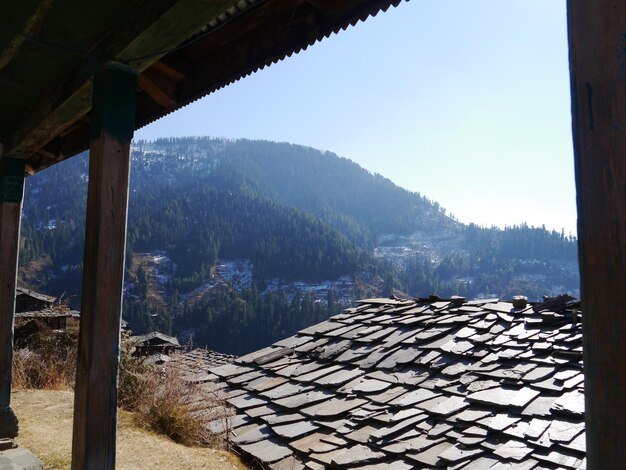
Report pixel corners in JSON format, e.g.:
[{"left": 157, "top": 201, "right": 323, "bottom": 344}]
[
  {"left": 0, "top": 157, "right": 25, "bottom": 439},
  {"left": 71, "top": 65, "right": 136, "bottom": 469},
  {"left": 567, "top": 1, "right": 626, "bottom": 467}
]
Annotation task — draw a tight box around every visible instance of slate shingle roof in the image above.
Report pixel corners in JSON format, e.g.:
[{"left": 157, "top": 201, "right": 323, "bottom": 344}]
[
  {"left": 204, "top": 296, "right": 586, "bottom": 469},
  {"left": 169, "top": 348, "right": 238, "bottom": 379}
]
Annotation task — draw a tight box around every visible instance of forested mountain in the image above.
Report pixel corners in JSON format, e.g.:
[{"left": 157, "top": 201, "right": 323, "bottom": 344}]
[{"left": 18, "top": 137, "right": 579, "bottom": 354}]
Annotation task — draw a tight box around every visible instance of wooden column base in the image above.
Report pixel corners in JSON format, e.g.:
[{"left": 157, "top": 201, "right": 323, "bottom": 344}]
[{"left": 0, "top": 406, "right": 18, "bottom": 439}]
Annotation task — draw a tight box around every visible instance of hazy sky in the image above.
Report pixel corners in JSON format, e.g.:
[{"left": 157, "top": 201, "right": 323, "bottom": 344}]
[{"left": 135, "top": 0, "right": 577, "bottom": 235}]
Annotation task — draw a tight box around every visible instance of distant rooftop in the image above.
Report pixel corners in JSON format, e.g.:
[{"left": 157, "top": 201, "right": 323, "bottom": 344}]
[{"left": 202, "top": 295, "right": 584, "bottom": 469}]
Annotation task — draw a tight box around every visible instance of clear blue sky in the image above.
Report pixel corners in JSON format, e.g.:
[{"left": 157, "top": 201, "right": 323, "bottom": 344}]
[{"left": 136, "top": 0, "right": 577, "bottom": 235}]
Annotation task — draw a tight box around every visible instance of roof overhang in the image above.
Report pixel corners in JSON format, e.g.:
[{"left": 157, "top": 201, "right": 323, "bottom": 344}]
[{"left": 0, "top": 0, "right": 401, "bottom": 175}]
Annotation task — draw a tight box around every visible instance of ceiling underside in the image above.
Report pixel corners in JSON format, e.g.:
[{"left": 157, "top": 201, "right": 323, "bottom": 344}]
[{"left": 0, "top": 0, "right": 401, "bottom": 174}]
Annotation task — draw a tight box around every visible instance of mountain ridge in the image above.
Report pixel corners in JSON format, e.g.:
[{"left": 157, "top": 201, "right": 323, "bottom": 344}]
[{"left": 17, "top": 136, "right": 579, "bottom": 353}]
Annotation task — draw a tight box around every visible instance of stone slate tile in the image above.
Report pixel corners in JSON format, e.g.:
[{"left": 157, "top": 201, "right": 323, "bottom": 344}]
[
  {"left": 314, "top": 397, "right": 368, "bottom": 418},
  {"left": 273, "top": 420, "right": 319, "bottom": 439},
  {"left": 239, "top": 438, "right": 294, "bottom": 464},
  {"left": 263, "top": 411, "right": 305, "bottom": 425},
  {"left": 382, "top": 435, "right": 444, "bottom": 455},
  {"left": 460, "top": 456, "right": 501, "bottom": 469},
  {"left": 551, "top": 389, "right": 584, "bottom": 417},
  {"left": 228, "top": 394, "right": 268, "bottom": 410},
  {"left": 370, "top": 413, "right": 428, "bottom": 441},
  {"left": 384, "top": 346, "right": 423, "bottom": 368},
  {"left": 349, "top": 378, "right": 391, "bottom": 394},
  {"left": 343, "top": 424, "right": 381, "bottom": 444},
  {"left": 438, "top": 445, "right": 485, "bottom": 463},
  {"left": 464, "top": 426, "right": 489, "bottom": 437},
  {"left": 260, "top": 381, "right": 313, "bottom": 400},
  {"left": 415, "top": 395, "right": 469, "bottom": 417},
  {"left": 325, "top": 323, "right": 364, "bottom": 338},
  {"left": 525, "top": 417, "right": 552, "bottom": 440},
  {"left": 482, "top": 413, "right": 521, "bottom": 432},
  {"left": 315, "top": 367, "right": 364, "bottom": 387},
  {"left": 368, "top": 385, "right": 409, "bottom": 405},
  {"left": 210, "top": 363, "right": 254, "bottom": 378},
  {"left": 427, "top": 422, "right": 454, "bottom": 438},
  {"left": 502, "top": 420, "right": 530, "bottom": 439},
  {"left": 294, "top": 363, "right": 343, "bottom": 383},
  {"left": 490, "top": 460, "right": 539, "bottom": 470},
  {"left": 331, "top": 444, "right": 386, "bottom": 467},
  {"left": 355, "top": 326, "right": 397, "bottom": 343},
  {"left": 562, "top": 431, "right": 586, "bottom": 453},
  {"left": 467, "top": 386, "right": 539, "bottom": 408},
  {"left": 232, "top": 423, "right": 272, "bottom": 444},
  {"left": 453, "top": 408, "right": 492, "bottom": 423},
  {"left": 274, "top": 390, "right": 334, "bottom": 409},
  {"left": 295, "top": 337, "right": 330, "bottom": 353},
  {"left": 406, "top": 441, "right": 455, "bottom": 466},
  {"left": 533, "top": 449, "right": 585, "bottom": 468},
  {"left": 457, "top": 435, "right": 486, "bottom": 446},
  {"left": 389, "top": 388, "right": 440, "bottom": 407},
  {"left": 290, "top": 432, "right": 344, "bottom": 454},
  {"left": 522, "top": 395, "right": 559, "bottom": 417},
  {"left": 356, "top": 462, "right": 414, "bottom": 470},
  {"left": 248, "top": 375, "right": 289, "bottom": 392},
  {"left": 270, "top": 456, "right": 305, "bottom": 470},
  {"left": 274, "top": 360, "right": 320, "bottom": 378},
  {"left": 245, "top": 404, "right": 280, "bottom": 418},
  {"left": 335, "top": 344, "right": 378, "bottom": 363},
  {"left": 547, "top": 419, "right": 585, "bottom": 444},
  {"left": 299, "top": 320, "right": 345, "bottom": 336},
  {"left": 493, "top": 440, "right": 533, "bottom": 461},
  {"left": 317, "top": 340, "right": 353, "bottom": 361},
  {"left": 358, "top": 346, "right": 402, "bottom": 369},
  {"left": 273, "top": 335, "right": 312, "bottom": 349}
]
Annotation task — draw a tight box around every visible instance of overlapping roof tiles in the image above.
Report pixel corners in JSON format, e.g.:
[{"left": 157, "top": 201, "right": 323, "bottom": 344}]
[{"left": 199, "top": 295, "right": 585, "bottom": 469}]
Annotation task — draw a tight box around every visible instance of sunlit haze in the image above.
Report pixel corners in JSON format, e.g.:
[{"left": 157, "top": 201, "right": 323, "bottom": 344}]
[{"left": 135, "top": 0, "right": 576, "bottom": 235}]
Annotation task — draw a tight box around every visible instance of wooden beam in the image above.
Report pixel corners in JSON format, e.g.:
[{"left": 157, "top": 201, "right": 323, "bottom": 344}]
[
  {"left": 0, "top": 158, "right": 26, "bottom": 439},
  {"left": 71, "top": 65, "right": 136, "bottom": 469},
  {"left": 138, "top": 72, "right": 177, "bottom": 108},
  {"left": 567, "top": 1, "right": 626, "bottom": 467},
  {"left": 150, "top": 60, "right": 187, "bottom": 82}
]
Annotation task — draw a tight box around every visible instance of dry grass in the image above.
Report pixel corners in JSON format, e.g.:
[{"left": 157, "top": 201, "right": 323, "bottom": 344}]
[
  {"left": 12, "top": 389, "right": 247, "bottom": 470},
  {"left": 14, "top": 328, "right": 235, "bottom": 452},
  {"left": 117, "top": 336, "right": 232, "bottom": 448}
]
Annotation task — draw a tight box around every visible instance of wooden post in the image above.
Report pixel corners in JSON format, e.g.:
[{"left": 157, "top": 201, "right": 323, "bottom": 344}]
[
  {"left": 567, "top": 1, "right": 626, "bottom": 467},
  {"left": 0, "top": 157, "right": 25, "bottom": 439},
  {"left": 71, "top": 65, "right": 136, "bottom": 469}
]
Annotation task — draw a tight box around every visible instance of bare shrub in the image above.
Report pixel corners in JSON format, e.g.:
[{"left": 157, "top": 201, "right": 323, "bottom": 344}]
[
  {"left": 118, "top": 333, "right": 155, "bottom": 411},
  {"left": 12, "top": 321, "right": 77, "bottom": 390},
  {"left": 12, "top": 325, "right": 232, "bottom": 449},
  {"left": 134, "top": 365, "right": 232, "bottom": 448}
]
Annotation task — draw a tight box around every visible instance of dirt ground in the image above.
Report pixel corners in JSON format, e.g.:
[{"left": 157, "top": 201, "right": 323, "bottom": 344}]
[{"left": 12, "top": 389, "right": 247, "bottom": 470}]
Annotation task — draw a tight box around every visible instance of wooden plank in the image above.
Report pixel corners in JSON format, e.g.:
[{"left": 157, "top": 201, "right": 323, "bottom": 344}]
[
  {"left": 150, "top": 60, "right": 187, "bottom": 82},
  {"left": 0, "top": 158, "right": 25, "bottom": 439},
  {"left": 71, "top": 65, "right": 136, "bottom": 469},
  {"left": 567, "top": 1, "right": 626, "bottom": 467}
]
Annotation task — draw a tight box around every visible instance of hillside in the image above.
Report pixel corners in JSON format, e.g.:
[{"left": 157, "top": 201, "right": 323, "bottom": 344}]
[{"left": 18, "top": 137, "right": 579, "bottom": 354}]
